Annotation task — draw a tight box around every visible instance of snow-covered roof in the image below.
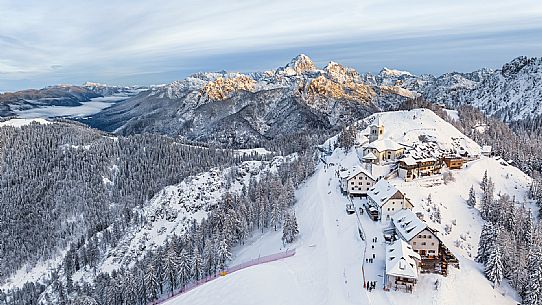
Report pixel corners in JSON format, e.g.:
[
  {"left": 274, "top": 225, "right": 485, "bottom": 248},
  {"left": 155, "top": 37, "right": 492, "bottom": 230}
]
[
  {"left": 362, "top": 151, "right": 377, "bottom": 160},
  {"left": 399, "top": 156, "right": 417, "bottom": 166},
  {"left": 365, "top": 139, "right": 404, "bottom": 152},
  {"left": 355, "top": 134, "right": 369, "bottom": 146},
  {"left": 347, "top": 166, "right": 375, "bottom": 181},
  {"left": 367, "top": 179, "right": 402, "bottom": 207},
  {"left": 391, "top": 209, "right": 427, "bottom": 242},
  {"left": 385, "top": 239, "right": 420, "bottom": 279},
  {"left": 482, "top": 145, "right": 492, "bottom": 153}
]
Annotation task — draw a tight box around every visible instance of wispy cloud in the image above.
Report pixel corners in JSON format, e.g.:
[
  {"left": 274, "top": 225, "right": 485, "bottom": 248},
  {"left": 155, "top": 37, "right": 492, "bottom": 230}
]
[{"left": 0, "top": 0, "right": 541, "bottom": 90}]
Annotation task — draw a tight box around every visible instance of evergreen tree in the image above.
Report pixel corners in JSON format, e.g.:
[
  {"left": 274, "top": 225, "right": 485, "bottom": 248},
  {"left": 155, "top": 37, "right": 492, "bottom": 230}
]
[
  {"left": 481, "top": 170, "right": 489, "bottom": 192},
  {"left": 477, "top": 223, "right": 496, "bottom": 264},
  {"left": 485, "top": 242, "right": 504, "bottom": 287},
  {"left": 467, "top": 185, "right": 476, "bottom": 208},
  {"left": 524, "top": 243, "right": 542, "bottom": 305},
  {"left": 144, "top": 264, "right": 159, "bottom": 301},
  {"left": 481, "top": 178, "right": 495, "bottom": 220},
  {"left": 178, "top": 249, "right": 191, "bottom": 290},
  {"left": 162, "top": 244, "right": 180, "bottom": 296},
  {"left": 191, "top": 248, "right": 203, "bottom": 281},
  {"left": 217, "top": 237, "right": 232, "bottom": 271},
  {"left": 282, "top": 213, "right": 300, "bottom": 245}
]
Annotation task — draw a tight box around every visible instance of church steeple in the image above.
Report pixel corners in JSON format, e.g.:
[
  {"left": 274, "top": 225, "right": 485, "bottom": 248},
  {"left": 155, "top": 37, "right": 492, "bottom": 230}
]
[{"left": 369, "top": 115, "right": 384, "bottom": 142}]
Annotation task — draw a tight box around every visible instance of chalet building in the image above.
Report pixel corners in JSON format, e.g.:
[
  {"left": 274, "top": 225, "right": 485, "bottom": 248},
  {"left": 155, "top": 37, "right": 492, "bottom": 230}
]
[
  {"left": 363, "top": 139, "right": 405, "bottom": 164},
  {"left": 391, "top": 209, "right": 440, "bottom": 259},
  {"left": 443, "top": 156, "right": 465, "bottom": 170},
  {"left": 397, "top": 156, "right": 443, "bottom": 181},
  {"left": 367, "top": 179, "right": 413, "bottom": 221},
  {"left": 339, "top": 166, "right": 376, "bottom": 197},
  {"left": 396, "top": 143, "right": 445, "bottom": 181},
  {"left": 385, "top": 239, "right": 420, "bottom": 292}
]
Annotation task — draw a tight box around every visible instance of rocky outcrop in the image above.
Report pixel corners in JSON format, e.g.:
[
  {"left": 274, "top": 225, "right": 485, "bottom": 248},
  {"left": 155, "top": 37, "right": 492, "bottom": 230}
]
[{"left": 201, "top": 75, "right": 256, "bottom": 100}]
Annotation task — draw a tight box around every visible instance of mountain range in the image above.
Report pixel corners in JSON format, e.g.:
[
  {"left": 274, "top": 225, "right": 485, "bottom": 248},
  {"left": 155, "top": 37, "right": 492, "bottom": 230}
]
[{"left": 1, "top": 55, "right": 541, "bottom": 146}]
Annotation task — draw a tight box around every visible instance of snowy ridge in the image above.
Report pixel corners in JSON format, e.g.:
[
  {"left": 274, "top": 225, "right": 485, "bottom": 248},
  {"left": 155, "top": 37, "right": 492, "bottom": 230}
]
[{"left": 371, "top": 56, "right": 542, "bottom": 121}]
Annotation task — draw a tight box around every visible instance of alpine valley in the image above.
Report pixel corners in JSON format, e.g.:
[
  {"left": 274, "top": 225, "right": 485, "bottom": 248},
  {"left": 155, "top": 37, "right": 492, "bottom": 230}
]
[{"left": 1, "top": 54, "right": 542, "bottom": 305}]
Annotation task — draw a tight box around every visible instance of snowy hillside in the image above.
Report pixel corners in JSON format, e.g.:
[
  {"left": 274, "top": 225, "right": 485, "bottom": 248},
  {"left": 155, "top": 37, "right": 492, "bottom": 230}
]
[
  {"left": 360, "top": 109, "right": 481, "bottom": 156},
  {"left": 162, "top": 109, "right": 534, "bottom": 305},
  {"left": 95, "top": 157, "right": 292, "bottom": 274}
]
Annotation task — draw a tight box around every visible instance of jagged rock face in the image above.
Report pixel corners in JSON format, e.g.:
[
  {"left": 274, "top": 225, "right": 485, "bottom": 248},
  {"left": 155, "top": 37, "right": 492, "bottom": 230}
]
[
  {"left": 87, "top": 55, "right": 400, "bottom": 147},
  {"left": 305, "top": 75, "right": 375, "bottom": 101},
  {"left": 201, "top": 75, "right": 256, "bottom": 100}
]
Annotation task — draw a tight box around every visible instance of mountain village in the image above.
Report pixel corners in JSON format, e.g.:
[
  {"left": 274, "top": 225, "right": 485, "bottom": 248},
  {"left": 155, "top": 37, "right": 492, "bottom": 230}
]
[{"left": 335, "top": 114, "right": 466, "bottom": 292}]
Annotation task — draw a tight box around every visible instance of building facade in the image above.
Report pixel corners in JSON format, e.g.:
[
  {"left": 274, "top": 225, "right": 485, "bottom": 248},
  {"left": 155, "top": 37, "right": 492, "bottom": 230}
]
[{"left": 367, "top": 179, "right": 413, "bottom": 221}]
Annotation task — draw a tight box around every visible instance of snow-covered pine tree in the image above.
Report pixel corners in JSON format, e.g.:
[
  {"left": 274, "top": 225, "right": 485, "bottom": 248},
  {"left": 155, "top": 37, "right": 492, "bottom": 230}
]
[
  {"left": 217, "top": 236, "right": 232, "bottom": 271},
  {"left": 177, "top": 249, "right": 191, "bottom": 290},
  {"left": 467, "top": 185, "right": 476, "bottom": 208},
  {"left": 162, "top": 243, "right": 180, "bottom": 296},
  {"left": 477, "top": 223, "right": 496, "bottom": 264},
  {"left": 485, "top": 241, "right": 504, "bottom": 287},
  {"left": 191, "top": 247, "right": 203, "bottom": 281},
  {"left": 523, "top": 242, "right": 542, "bottom": 305},
  {"left": 202, "top": 240, "right": 215, "bottom": 277},
  {"left": 282, "top": 212, "right": 300, "bottom": 245},
  {"left": 481, "top": 170, "right": 489, "bottom": 192},
  {"left": 480, "top": 178, "right": 494, "bottom": 221},
  {"left": 144, "top": 264, "right": 159, "bottom": 301},
  {"left": 338, "top": 126, "right": 356, "bottom": 149}
]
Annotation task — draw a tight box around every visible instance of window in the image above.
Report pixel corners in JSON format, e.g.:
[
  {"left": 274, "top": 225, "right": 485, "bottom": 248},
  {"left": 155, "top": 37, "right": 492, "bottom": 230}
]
[
  {"left": 431, "top": 243, "right": 435, "bottom": 246},
  {"left": 428, "top": 250, "right": 435, "bottom": 253},
  {"left": 418, "top": 235, "right": 422, "bottom": 238},
  {"left": 413, "top": 242, "right": 416, "bottom": 245},
  {"left": 421, "top": 242, "right": 426, "bottom": 246},
  {"left": 428, "top": 235, "right": 432, "bottom": 239},
  {"left": 367, "top": 182, "right": 370, "bottom": 185}
]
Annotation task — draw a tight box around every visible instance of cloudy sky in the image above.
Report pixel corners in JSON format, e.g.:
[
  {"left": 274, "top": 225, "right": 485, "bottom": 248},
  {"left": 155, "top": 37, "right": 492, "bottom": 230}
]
[{"left": 1, "top": 0, "right": 541, "bottom": 91}]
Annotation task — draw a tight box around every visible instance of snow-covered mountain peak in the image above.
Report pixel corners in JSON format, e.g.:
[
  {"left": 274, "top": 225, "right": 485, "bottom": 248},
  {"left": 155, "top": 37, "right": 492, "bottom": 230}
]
[
  {"left": 279, "top": 53, "right": 318, "bottom": 75},
  {"left": 323, "top": 61, "right": 361, "bottom": 84},
  {"left": 379, "top": 67, "right": 413, "bottom": 77}
]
